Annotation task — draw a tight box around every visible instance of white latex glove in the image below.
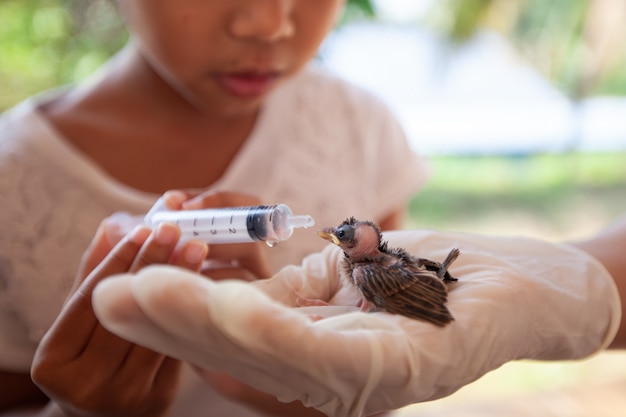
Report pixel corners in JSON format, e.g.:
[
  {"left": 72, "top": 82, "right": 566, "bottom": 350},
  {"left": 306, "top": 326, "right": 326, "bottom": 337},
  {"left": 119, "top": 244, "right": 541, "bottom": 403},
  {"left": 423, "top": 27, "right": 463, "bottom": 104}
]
[{"left": 92, "top": 230, "right": 621, "bottom": 417}]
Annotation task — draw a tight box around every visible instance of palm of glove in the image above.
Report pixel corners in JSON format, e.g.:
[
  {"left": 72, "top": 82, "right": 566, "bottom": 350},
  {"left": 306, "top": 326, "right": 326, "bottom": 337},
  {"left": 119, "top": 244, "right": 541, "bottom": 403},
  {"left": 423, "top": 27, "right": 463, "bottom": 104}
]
[{"left": 92, "top": 230, "right": 620, "bottom": 417}]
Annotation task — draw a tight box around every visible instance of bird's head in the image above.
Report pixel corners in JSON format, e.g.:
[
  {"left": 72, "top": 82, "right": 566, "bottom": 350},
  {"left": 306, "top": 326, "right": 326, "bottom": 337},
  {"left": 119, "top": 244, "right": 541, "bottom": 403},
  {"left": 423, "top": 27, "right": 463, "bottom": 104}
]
[{"left": 317, "top": 217, "right": 384, "bottom": 260}]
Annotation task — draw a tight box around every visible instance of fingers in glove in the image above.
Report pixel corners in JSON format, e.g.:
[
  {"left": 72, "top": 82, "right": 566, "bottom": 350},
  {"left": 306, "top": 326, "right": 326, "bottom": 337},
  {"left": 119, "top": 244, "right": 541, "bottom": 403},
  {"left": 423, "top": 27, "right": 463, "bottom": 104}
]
[{"left": 199, "top": 371, "right": 326, "bottom": 417}]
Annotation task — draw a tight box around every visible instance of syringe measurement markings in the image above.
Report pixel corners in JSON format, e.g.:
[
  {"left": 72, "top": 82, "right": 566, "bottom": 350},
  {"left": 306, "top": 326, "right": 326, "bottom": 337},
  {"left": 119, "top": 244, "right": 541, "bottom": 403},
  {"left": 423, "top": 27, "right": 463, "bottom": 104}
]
[
  {"left": 210, "top": 215, "right": 218, "bottom": 235},
  {"left": 229, "top": 214, "right": 237, "bottom": 234}
]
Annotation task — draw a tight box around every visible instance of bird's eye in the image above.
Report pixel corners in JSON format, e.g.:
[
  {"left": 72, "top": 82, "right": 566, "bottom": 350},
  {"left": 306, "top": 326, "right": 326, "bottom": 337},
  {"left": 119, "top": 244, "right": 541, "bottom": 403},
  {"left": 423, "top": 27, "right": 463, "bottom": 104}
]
[{"left": 336, "top": 225, "right": 354, "bottom": 242}]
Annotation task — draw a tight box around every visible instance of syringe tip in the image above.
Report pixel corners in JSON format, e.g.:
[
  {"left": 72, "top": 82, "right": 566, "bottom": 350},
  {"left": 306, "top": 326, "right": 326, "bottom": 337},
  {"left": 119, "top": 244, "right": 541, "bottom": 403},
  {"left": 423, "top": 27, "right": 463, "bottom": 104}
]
[{"left": 288, "top": 215, "right": 315, "bottom": 229}]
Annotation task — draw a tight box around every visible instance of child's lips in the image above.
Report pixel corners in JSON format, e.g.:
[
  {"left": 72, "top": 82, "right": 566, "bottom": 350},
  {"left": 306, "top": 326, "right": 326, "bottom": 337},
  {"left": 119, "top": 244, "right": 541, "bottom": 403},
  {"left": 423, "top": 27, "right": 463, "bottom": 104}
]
[{"left": 216, "top": 72, "right": 279, "bottom": 98}]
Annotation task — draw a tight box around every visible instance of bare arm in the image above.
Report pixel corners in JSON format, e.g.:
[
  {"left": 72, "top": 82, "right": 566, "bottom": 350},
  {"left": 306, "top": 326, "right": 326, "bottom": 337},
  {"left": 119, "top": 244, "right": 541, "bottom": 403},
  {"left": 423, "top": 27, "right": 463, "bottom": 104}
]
[{"left": 569, "top": 215, "right": 626, "bottom": 349}]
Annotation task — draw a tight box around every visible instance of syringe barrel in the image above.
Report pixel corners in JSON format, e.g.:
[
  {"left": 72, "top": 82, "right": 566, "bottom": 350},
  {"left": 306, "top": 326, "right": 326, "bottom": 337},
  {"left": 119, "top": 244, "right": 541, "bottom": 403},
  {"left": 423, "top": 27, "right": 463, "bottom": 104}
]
[{"left": 145, "top": 204, "right": 305, "bottom": 244}]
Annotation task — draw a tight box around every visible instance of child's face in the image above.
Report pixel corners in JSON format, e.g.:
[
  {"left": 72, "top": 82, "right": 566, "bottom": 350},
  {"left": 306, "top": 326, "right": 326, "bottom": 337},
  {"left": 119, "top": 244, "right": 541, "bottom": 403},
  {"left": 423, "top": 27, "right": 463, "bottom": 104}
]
[{"left": 119, "top": 0, "right": 345, "bottom": 115}]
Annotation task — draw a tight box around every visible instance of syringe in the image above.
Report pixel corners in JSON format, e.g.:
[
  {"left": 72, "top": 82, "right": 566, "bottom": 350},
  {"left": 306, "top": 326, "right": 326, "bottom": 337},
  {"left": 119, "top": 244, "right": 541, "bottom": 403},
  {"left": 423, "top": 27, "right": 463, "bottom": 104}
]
[{"left": 113, "top": 199, "right": 315, "bottom": 245}]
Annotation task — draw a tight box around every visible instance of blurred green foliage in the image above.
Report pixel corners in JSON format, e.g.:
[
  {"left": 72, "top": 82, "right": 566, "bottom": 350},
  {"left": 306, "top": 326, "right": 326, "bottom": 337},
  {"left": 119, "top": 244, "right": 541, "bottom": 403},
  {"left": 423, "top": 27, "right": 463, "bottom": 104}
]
[
  {"left": 341, "top": 0, "right": 375, "bottom": 23},
  {"left": 426, "top": 0, "right": 626, "bottom": 97},
  {"left": 408, "top": 153, "right": 626, "bottom": 237},
  {"left": 426, "top": 0, "right": 494, "bottom": 41},
  {"left": 0, "top": 0, "right": 126, "bottom": 109}
]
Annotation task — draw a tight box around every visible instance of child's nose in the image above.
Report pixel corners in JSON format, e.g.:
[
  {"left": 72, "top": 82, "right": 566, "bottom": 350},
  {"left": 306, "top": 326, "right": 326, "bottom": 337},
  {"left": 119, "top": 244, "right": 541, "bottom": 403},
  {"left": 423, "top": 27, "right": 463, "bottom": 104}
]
[{"left": 229, "top": 0, "right": 295, "bottom": 42}]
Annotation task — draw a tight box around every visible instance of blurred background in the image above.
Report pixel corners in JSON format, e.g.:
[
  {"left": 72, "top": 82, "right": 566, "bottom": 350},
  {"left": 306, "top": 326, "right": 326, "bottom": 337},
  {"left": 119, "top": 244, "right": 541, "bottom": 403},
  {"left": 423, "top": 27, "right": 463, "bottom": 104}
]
[{"left": 2, "top": 0, "right": 625, "bottom": 415}]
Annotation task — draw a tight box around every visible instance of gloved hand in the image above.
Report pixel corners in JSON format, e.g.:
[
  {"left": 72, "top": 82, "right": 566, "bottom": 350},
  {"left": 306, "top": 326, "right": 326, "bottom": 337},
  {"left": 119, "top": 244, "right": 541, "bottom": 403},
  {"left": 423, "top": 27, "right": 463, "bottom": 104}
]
[{"left": 92, "top": 230, "right": 621, "bottom": 417}]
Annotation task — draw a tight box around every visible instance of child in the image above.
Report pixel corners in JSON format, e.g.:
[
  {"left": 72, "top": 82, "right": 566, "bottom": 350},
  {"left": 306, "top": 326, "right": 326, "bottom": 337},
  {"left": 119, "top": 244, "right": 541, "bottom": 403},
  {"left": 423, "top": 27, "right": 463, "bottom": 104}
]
[{"left": 0, "top": 1, "right": 427, "bottom": 416}]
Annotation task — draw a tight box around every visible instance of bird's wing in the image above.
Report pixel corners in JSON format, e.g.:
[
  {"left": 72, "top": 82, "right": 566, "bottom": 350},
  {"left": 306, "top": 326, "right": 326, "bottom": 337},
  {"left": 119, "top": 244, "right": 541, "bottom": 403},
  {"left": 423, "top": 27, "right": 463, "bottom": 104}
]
[
  {"left": 353, "top": 263, "right": 453, "bottom": 326},
  {"left": 388, "top": 246, "right": 460, "bottom": 281}
]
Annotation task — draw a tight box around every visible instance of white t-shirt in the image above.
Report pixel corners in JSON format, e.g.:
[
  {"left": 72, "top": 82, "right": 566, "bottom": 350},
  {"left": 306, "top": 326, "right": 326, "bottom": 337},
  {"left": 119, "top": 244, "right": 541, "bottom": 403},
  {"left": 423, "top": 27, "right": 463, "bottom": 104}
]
[{"left": 0, "top": 66, "right": 428, "bottom": 416}]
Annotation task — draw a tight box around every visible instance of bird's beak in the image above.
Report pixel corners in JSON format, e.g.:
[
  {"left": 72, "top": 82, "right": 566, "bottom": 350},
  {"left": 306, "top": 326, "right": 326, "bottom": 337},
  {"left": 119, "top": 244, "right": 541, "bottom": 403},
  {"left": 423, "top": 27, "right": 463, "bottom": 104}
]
[{"left": 317, "top": 228, "right": 340, "bottom": 245}]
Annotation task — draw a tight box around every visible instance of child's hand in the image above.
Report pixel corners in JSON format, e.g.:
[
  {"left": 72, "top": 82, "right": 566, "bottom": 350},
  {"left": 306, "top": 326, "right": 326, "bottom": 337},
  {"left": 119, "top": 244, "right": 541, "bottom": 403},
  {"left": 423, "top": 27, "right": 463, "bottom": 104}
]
[
  {"left": 31, "top": 220, "right": 207, "bottom": 417},
  {"left": 164, "top": 189, "right": 273, "bottom": 280}
]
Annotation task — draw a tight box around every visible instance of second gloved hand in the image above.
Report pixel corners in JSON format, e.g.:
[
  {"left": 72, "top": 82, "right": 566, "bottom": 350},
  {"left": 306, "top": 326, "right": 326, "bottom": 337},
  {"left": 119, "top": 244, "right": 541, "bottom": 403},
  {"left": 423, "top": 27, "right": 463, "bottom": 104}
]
[{"left": 91, "top": 230, "right": 621, "bottom": 417}]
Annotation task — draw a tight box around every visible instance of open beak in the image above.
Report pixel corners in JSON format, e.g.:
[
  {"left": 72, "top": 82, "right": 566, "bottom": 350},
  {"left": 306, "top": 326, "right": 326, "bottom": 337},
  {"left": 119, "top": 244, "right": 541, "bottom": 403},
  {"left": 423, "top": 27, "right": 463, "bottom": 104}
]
[{"left": 317, "top": 228, "right": 340, "bottom": 245}]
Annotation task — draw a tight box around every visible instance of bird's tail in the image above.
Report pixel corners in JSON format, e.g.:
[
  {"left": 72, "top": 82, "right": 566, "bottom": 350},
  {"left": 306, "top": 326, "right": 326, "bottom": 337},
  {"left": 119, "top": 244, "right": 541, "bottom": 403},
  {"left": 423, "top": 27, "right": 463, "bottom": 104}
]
[{"left": 438, "top": 248, "right": 460, "bottom": 280}]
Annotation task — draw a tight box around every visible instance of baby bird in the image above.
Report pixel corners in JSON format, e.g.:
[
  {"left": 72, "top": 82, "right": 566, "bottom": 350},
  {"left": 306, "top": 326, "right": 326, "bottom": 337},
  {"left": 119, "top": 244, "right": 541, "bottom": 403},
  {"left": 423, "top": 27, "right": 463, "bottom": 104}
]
[{"left": 318, "top": 217, "right": 460, "bottom": 326}]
